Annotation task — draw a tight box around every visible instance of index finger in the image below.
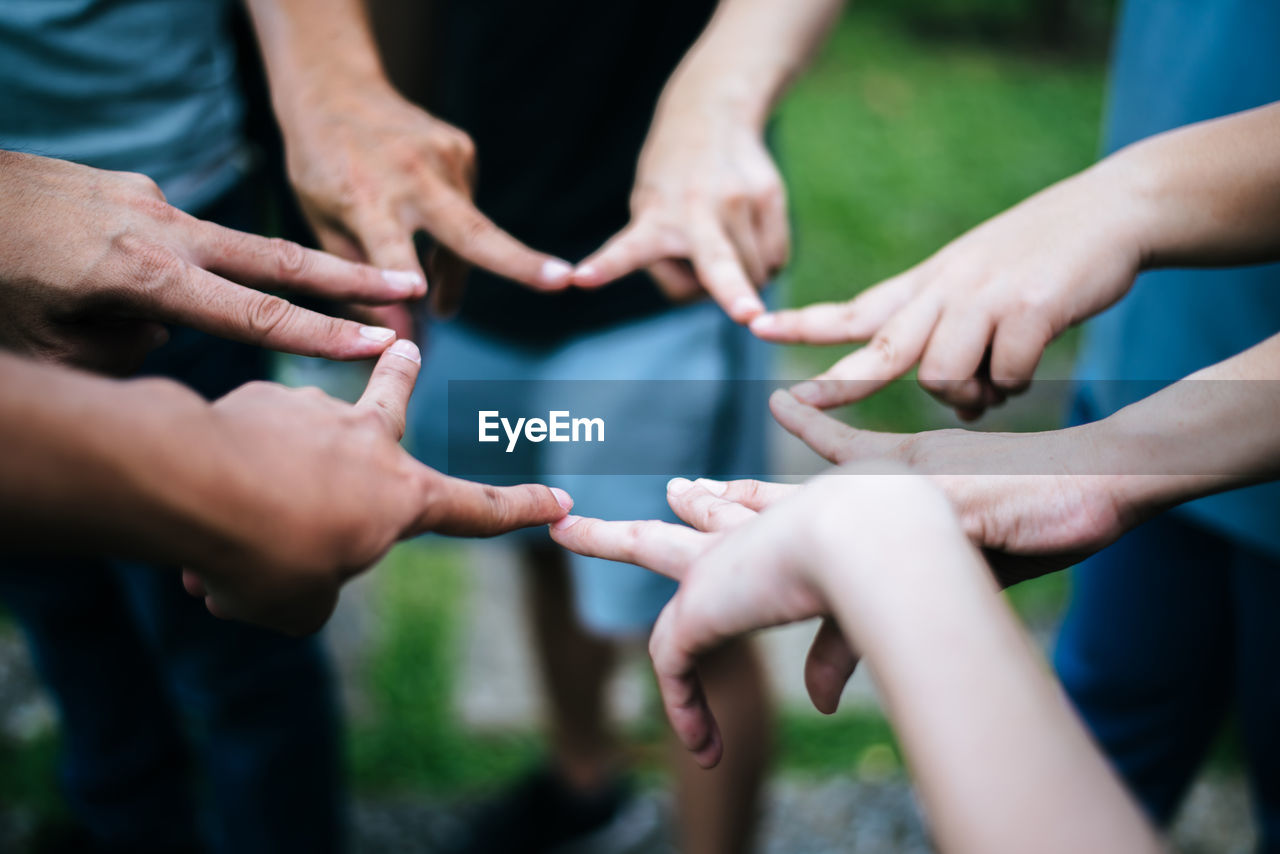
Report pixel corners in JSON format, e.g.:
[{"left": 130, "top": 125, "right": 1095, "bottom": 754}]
[
  {"left": 355, "top": 340, "right": 422, "bottom": 440},
  {"left": 548, "top": 516, "right": 708, "bottom": 580},
  {"left": 194, "top": 221, "right": 427, "bottom": 303},
  {"left": 421, "top": 192, "right": 573, "bottom": 291},
  {"left": 415, "top": 477, "right": 573, "bottom": 537},
  {"left": 572, "top": 220, "right": 670, "bottom": 289},
  {"left": 749, "top": 272, "right": 917, "bottom": 344},
  {"left": 149, "top": 264, "right": 398, "bottom": 360},
  {"left": 788, "top": 296, "right": 941, "bottom": 409},
  {"left": 768, "top": 390, "right": 902, "bottom": 464}
]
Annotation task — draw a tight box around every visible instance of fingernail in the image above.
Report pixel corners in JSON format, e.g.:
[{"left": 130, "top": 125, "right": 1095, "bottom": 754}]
[
  {"left": 790, "top": 382, "right": 820, "bottom": 404},
  {"left": 541, "top": 259, "right": 573, "bottom": 285},
  {"left": 667, "top": 477, "right": 694, "bottom": 495},
  {"left": 360, "top": 326, "right": 396, "bottom": 342},
  {"left": 382, "top": 269, "right": 425, "bottom": 293},
  {"left": 749, "top": 315, "right": 778, "bottom": 333},
  {"left": 574, "top": 263, "right": 597, "bottom": 283},
  {"left": 550, "top": 487, "right": 574, "bottom": 511},
  {"left": 551, "top": 514, "right": 581, "bottom": 531},
  {"left": 731, "top": 296, "right": 765, "bottom": 322},
  {"left": 388, "top": 339, "right": 421, "bottom": 363},
  {"left": 694, "top": 478, "right": 727, "bottom": 496}
]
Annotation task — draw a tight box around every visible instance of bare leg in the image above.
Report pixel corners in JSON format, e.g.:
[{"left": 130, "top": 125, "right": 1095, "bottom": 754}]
[
  {"left": 673, "top": 637, "right": 773, "bottom": 854},
  {"left": 523, "top": 542, "right": 620, "bottom": 792}
]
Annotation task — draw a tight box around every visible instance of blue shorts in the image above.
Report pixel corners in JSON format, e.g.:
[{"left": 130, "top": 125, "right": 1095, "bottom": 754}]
[{"left": 406, "top": 300, "right": 772, "bottom": 636}]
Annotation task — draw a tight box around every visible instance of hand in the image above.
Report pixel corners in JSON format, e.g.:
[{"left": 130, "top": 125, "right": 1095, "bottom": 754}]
[
  {"left": 573, "top": 110, "right": 786, "bottom": 323},
  {"left": 279, "top": 83, "right": 574, "bottom": 321},
  {"left": 181, "top": 341, "right": 573, "bottom": 635},
  {"left": 752, "top": 164, "right": 1144, "bottom": 416},
  {"left": 769, "top": 389, "right": 1137, "bottom": 581},
  {"left": 549, "top": 470, "right": 953, "bottom": 767},
  {"left": 0, "top": 151, "right": 426, "bottom": 374}
]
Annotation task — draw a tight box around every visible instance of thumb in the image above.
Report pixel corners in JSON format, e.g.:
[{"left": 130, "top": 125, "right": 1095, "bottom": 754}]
[{"left": 769, "top": 390, "right": 900, "bottom": 465}]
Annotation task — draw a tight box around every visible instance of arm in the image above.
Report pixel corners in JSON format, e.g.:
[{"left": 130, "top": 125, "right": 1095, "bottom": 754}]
[
  {"left": 754, "top": 101, "right": 1280, "bottom": 413},
  {"left": 549, "top": 470, "right": 1160, "bottom": 853},
  {"left": 0, "top": 347, "right": 571, "bottom": 635},
  {"left": 0, "top": 150, "right": 422, "bottom": 374},
  {"left": 810, "top": 485, "right": 1160, "bottom": 854},
  {"left": 245, "top": 0, "right": 573, "bottom": 325},
  {"left": 572, "top": 0, "right": 845, "bottom": 322},
  {"left": 768, "top": 329, "right": 1280, "bottom": 581}
]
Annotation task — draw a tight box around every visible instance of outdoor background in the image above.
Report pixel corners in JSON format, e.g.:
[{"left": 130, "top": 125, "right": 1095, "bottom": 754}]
[{"left": 0, "top": 3, "right": 1254, "bottom": 851}]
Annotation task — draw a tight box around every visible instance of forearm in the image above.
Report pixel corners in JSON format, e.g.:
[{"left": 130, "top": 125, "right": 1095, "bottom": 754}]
[
  {"left": 656, "top": 0, "right": 844, "bottom": 130},
  {"left": 812, "top": 520, "right": 1158, "bottom": 853},
  {"left": 245, "top": 0, "right": 392, "bottom": 132},
  {"left": 1090, "top": 331, "right": 1280, "bottom": 516},
  {"left": 0, "top": 353, "right": 237, "bottom": 564},
  {"left": 1098, "top": 101, "right": 1280, "bottom": 269}
]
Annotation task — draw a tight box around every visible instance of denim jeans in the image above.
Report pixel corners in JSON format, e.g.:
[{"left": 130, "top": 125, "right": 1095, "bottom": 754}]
[
  {"left": 1055, "top": 393, "right": 1280, "bottom": 853},
  {"left": 0, "top": 181, "right": 345, "bottom": 854}
]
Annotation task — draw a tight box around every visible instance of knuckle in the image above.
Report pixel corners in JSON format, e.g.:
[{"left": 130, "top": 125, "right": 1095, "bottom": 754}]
[
  {"left": 116, "top": 170, "right": 165, "bottom": 200},
  {"left": 243, "top": 291, "right": 294, "bottom": 339},
  {"left": 869, "top": 333, "right": 897, "bottom": 366},
  {"left": 268, "top": 237, "right": 311, "bottom": 280},
  {"left": 119, "top": 235, "right": 185, "bottom": 294}
]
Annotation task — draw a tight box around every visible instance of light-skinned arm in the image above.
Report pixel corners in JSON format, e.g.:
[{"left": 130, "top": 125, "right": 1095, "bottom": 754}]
[
  {"left": 0, "top": 345, "right": 572, "bottom": 635},
  {"left": 753, "top": 101, "right": 1280, "bottom": 414},
  {"left": 572, "top": 0, "right": 845, "bottom": 323},
  {"left": 549, "top": 469, "right": 1161, "bottom": 854},
  {"left": 245, "top": 0, "right": 573, "bottom": 329},
  {"left": 765, "top": 329, "right": 1280, "bottom": 580},
  {"left": 0, "top": 150, "right": 424, "bottom": 375}
]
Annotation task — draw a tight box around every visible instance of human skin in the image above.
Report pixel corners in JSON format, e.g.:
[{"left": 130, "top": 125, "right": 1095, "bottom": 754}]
[
  {"left": 0, "top": 150, "right": 425, "bottom": 375},
  {"left": 767, "top": 329, "right": 1280, "bottom": 580},
  {"left": 750, "top": 101, "right": 1280, "bottom": 415},
  {"left": 245, "top": 0, "right": 575, "bottom": 333},
  {"left": 572, "top": 0, "right": 845, "bottom": 323},
  {"left": 549, "top": 468, "right": 1163, "bottom": 854},
  {"left": 0, "top": 345, "right": 572, "bottom": 636}
]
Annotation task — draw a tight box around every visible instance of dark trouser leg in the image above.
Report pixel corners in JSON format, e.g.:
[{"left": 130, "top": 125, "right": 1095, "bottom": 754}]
[
  {"left": 0, "top": 557, "right": 201, "bottom": 853},
  {"left": 1229, "top": 542, "right": 1280, "bottom": 854},
  {"left": 115, "top": 559, "right": 345, "bottom": 854},
  {"left": 1054, "top": 512, "right": 1234, "bottom": 825}
]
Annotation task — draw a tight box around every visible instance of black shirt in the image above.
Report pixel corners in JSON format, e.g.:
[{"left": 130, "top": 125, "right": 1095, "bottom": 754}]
[{"left": 422, "top": 0, "right": 719, "bottom": 349}]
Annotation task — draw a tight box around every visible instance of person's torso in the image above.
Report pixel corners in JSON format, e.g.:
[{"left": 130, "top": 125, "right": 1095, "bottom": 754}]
[
  {"left": 1075, "top": 0, "right": 1280, "bottom": 556},
  {"left": 0, "top": 0, "right": 246, "bottom": 212},
  {"left": 422, "top": 0, "right": 720, "bottom": 348},
  {"left": 1077, "top": 0, "right": 1280, "bottom": 391}
]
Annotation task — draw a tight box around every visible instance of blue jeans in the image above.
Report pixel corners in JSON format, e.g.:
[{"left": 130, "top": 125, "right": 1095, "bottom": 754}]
[
  {"left": 1054, "top": 397, "right": 1280, "bottom": 852},
  {"left": 0, "top": 181, "right": 344, "bottom": 854}
]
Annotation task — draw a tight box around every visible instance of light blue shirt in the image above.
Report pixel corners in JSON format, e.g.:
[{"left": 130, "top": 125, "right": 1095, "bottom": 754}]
[
  {"left": 1076, "top": 0, "right": 1280, "bottom": 557},
  {"left": 0, "top": 0, "right": 245, "bottom": 213}
]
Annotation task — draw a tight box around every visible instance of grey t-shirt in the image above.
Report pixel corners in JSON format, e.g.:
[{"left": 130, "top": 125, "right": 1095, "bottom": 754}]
[{"left": 0, "top": 0, "right": 245, "bottom": 212}]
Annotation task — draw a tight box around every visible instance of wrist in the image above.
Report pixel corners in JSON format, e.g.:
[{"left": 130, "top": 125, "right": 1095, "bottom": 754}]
[
  {"left": 656, "top": 64, "right": 772, "bottom": 133},
  {"left": 804, "top": 473, "right": 967, "bottom": 599},
  {"left": 121, "top": 381, "right": 252, "bottom": 566},
  {"left": 1084, "top": 145, "right": 1170, "bottom": 273}
]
